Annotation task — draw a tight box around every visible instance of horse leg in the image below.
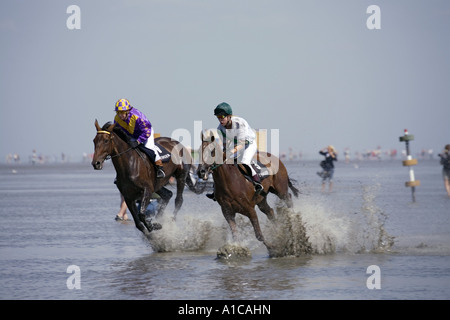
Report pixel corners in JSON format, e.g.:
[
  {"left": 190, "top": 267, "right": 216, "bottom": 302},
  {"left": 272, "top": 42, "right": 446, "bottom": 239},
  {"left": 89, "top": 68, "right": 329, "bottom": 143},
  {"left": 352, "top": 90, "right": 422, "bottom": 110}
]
[
  {"left": 172, "top": 171, "right": 187, "bottom": 218},
  {"left": 247, "top": 207, "right": 266, "bottom": 243},
  {"left": 221, "top": 207, "right": 239, "bottom": 242},
  {"left": 124, "top": 197, "right": 151, "bottom": 236},
  {"left": 256, "top": 197, "right": 275, "bottom": 221},
  {"left": 268, "top": 184, "right": 293, "bottom": 209},
  {"left": 138, "top": 188, "right": 160, "bottom": 232},
  {"left": 283, "top": 192, "right": 293, "bottom": 208},
  {"left": 155, "top": 187, "right": 172, "bottom": 218}
]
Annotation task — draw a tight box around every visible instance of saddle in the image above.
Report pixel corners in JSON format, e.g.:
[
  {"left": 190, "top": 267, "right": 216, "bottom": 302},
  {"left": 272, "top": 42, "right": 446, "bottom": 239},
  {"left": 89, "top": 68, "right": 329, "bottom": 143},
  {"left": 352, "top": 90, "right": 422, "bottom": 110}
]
[
  {"left": 136, "top": 142, "right": 171, "bottom": 163},
  {"left": 237, "top": 160, "right": 270, "bottom": 183}
]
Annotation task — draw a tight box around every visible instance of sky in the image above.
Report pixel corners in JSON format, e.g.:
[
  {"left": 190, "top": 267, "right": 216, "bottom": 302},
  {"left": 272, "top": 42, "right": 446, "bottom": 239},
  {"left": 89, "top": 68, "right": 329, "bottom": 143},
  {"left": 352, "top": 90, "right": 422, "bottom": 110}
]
[{"left": 1, "top": 0, "right": 449, "bottom": 162}]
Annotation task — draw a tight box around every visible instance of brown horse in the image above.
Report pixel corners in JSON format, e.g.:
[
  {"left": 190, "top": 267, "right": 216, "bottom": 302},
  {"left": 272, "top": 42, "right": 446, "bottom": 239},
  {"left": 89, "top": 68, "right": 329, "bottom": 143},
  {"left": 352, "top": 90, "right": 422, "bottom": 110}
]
[
  {"left": 92, "top": 120, "right": 193, "bottom": 236},
  {"left": 197, "top": 129, "right": 300, "bottom": 249}
]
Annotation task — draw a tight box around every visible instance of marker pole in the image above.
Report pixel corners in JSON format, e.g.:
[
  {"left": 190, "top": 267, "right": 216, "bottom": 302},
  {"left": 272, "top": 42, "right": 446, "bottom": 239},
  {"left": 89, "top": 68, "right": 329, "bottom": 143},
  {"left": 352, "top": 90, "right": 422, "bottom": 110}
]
[{"left": 399, "top": 129, "right": 420, "bottom": 202}]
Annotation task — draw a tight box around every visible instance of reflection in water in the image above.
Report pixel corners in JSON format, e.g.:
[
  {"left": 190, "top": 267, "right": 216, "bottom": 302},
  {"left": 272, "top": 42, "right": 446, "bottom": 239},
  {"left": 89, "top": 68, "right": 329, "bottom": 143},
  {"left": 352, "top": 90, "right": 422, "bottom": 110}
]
[{"left": 110, "top": 250, "right": 312, "bottom": 300}]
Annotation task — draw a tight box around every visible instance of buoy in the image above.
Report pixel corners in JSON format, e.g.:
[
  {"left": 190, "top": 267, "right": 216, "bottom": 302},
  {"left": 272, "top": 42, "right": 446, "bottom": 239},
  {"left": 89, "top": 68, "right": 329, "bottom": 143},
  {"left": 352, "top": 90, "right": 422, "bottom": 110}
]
[{"left": 399, "top": 129, "right": 420, "bottom": 202}]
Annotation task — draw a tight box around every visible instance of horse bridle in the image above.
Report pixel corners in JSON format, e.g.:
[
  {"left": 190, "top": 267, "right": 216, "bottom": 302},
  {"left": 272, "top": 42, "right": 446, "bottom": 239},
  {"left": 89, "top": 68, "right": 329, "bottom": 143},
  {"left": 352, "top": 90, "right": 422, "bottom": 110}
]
[
  {"left": 96, "top": 130, "right": 133, "bottom": 161},
  {"left": 201, "top": 138, "right": 230, "bottom": 172}
]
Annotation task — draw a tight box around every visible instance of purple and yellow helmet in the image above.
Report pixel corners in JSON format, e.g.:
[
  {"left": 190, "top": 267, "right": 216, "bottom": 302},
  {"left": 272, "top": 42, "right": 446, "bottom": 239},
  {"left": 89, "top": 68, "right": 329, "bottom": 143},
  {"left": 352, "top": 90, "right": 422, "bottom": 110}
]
[{"left": 115, "top": 98, "right": 131, "bottom": 112}]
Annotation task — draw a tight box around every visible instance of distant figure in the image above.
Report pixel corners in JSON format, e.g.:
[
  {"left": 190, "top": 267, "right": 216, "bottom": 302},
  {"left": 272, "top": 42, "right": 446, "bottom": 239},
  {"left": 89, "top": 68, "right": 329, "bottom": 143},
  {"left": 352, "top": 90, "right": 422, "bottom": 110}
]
[
  {"left": 317, "top": 145, "right": 338, "bottom": 192},
  {"left": 31, "top": 149, "right": 38, "bottom": 165},
  {"left": 438, "top": 144, "right": 450, "bottom": 197},
  {"left": 344, "top": 148, "right": 350, "bottom": 163}
]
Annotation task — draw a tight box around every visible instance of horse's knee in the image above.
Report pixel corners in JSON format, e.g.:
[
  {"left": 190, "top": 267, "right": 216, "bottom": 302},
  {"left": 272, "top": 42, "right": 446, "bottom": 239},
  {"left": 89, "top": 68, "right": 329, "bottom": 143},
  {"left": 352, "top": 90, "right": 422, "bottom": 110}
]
[{"left": 174, "top": 194, "right": 183, "bottom": 204}]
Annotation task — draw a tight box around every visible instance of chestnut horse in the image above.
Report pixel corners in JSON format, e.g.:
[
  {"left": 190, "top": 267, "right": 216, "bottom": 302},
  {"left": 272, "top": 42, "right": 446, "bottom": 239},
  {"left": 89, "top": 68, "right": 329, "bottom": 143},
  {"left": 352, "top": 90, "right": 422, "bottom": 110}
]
[
  {"left": 197, "top": 129, "right": 300, "bottom": 249},
  {"left": 92, "top": 120, "right": 193, "bottom": 236}
]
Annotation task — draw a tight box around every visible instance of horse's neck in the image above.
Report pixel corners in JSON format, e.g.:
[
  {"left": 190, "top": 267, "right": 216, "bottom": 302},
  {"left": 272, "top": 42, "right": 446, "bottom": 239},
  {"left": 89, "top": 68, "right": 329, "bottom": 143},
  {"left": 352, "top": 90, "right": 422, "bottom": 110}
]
[
  {"left": 213, "top": 164, "right": 241, "bottom": 186},
  {"left": 111, "top": 138, "right": 141, "bottom": 176}
]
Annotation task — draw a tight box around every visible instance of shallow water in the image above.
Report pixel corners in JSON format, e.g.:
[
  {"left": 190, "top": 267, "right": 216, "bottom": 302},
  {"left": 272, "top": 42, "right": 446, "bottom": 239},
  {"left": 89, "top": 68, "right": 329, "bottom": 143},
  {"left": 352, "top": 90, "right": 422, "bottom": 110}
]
[{"left": 0, "top": 159, "right": 449, "bottom": 300}]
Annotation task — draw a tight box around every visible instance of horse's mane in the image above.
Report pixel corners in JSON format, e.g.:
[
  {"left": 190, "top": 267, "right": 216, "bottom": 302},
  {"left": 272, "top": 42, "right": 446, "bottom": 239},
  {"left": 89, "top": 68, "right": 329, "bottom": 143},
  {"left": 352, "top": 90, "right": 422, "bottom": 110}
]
[{"left": 102, "top": 121, "right": 130, "bottom": 143}]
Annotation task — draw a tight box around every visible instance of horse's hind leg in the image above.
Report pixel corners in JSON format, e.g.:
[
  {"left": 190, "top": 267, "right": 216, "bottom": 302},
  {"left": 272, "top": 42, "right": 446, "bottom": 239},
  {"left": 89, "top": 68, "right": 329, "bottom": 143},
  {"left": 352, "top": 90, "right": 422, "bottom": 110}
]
[
  {"left": 173, "top": 172, "right": 187, "bottom": 218},
  {"left": 139, "top": 188, "right": 161, "bottom": 232},
  {"left": 269, "top": 186, "right": 293, "bottom": 209},
  {"left": 256, "top": 197, "right": 275, "bottom": 221},
  {"left": 155, "top": 187, "right": 172, "bottom": 218}
]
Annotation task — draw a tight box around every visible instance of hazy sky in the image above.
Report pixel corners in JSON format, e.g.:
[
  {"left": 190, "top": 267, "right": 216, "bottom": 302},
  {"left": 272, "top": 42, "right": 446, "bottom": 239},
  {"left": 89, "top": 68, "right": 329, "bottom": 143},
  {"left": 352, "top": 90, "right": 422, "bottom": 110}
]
[{"left": 1, "top": 0, "right": 449, "bottom": 162}]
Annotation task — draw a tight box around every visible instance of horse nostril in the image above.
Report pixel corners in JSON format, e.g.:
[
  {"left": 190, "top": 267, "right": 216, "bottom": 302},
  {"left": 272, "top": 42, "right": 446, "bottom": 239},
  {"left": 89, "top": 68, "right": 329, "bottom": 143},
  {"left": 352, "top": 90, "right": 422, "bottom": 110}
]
[{"left": 92, "top": 161, "right": 102, "bottom": 169}]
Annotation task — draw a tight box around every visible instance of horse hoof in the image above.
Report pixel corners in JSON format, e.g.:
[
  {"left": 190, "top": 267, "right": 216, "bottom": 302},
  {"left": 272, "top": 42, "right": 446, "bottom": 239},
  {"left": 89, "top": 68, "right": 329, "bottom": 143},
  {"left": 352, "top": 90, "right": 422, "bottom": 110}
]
[
  {"left": 263, "top": 240, "right": 274, "bottom": 250},
  {"left": 216, "top": 244, "right": 251, "bottom": 260},
  {"left": 152, "top": 222, "right": 162, "bottom": 230}
]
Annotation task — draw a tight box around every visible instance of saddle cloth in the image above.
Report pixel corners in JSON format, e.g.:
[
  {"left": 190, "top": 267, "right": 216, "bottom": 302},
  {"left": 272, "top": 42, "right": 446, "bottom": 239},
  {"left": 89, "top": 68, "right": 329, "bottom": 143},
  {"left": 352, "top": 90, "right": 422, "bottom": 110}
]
[{"left": 137, "top": 142, "right": 171, "bottom": 163}]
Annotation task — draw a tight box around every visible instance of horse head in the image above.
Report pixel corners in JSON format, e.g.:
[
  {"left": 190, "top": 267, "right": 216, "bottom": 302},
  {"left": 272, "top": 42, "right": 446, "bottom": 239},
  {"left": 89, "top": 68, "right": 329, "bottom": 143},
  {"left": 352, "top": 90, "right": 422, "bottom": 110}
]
[
  {"left": 92, "top": 119, "right": 116, "bottom": 170},
  {"left": 197, "top": 129, "right": 224, "bottom": 180}
]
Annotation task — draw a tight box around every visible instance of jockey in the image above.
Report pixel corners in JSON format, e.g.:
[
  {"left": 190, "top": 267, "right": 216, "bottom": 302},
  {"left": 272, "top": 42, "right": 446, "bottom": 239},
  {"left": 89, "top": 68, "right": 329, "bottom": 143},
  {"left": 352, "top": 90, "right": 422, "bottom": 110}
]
[
  {"left": 113, "top": 98, "right": 165, "bottom": 179},
  {"left": 206, "top": 102, "right": 263, "bottom": 200}
]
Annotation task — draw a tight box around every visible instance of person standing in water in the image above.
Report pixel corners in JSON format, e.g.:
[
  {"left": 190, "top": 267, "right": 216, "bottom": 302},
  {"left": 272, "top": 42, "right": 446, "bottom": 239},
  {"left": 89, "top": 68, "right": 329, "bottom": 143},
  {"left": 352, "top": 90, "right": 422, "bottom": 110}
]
[
  {"left": 438, "top": 144, "right": 450, "bottom": 197},
  {"left": 317, "top": 145, "right": 338, "bottom": 192}
]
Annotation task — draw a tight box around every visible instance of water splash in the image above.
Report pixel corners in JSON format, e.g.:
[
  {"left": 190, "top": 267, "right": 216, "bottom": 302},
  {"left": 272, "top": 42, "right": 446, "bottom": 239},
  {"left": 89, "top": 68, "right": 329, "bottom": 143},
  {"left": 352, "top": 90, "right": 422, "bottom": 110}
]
[
  {"left": 264, "top": 207, "right": 313, "bottom": 257},
  {"left": 298, "top": 183, "right": 395, "bottom": 254},
  {"left": 353, "top": 184, "right": 395, "bottom": 253},
  {"left": 146, "top": 214, "right": 222, "bottom": 252},
  {"left": 144, "top": 182, "right": 394, "bottom": 256}
]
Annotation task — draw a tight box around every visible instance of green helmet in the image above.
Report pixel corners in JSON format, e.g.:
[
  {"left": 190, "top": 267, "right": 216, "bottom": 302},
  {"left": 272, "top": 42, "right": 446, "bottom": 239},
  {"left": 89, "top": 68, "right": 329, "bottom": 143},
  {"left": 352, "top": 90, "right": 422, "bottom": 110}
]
[{"left": 214, "top": 102, "right": 232, "bottom": 116}]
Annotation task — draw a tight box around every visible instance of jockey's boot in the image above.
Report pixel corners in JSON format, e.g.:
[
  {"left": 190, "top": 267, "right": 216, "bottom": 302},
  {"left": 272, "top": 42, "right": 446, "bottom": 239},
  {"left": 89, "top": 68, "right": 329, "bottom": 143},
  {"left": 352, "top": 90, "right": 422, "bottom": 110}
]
[
  {"left": 206, "top": 193, "right": 216, "bottom": 201},
  {"left": 155, "top": 159, "right": 165, "bottom": 179},
  {"left": 206, "top": 184, "right": 216, "bottom": 201},
  {"left": 252, "top": 174, "right": 263, "bottom": 194}
]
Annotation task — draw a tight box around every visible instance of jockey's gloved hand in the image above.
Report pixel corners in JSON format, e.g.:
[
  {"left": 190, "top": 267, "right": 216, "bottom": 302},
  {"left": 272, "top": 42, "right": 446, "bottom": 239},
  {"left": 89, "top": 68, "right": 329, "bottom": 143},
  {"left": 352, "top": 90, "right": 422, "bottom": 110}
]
[
  {"left": 130, "top": 140, "right": 139, "bottom": 149},
  {"left": 225, "top": 148, "right": 238, "bottom": 159}
]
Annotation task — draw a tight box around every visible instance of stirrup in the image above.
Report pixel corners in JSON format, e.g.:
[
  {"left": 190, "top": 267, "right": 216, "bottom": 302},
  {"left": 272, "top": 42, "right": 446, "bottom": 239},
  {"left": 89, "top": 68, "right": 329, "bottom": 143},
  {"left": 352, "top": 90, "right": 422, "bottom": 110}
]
[
  {"left": 157, "top": 169, "right": 165, "bottom": 179},
  {"left": 254, "top": 183, "right": 263, "bottom": 194},
  {"left": 156, "top": 166, "right": 165, "bottom": 179}
]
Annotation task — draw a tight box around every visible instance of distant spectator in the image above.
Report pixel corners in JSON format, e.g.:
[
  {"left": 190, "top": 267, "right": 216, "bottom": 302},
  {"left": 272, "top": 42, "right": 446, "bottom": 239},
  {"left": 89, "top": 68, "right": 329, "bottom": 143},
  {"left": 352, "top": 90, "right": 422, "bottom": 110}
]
[
  {"left": 317, "top": 145, "right": 338, "bottom": 192},
  {"left": 438, "top": 144, "right": 450, "bottom": 197}
]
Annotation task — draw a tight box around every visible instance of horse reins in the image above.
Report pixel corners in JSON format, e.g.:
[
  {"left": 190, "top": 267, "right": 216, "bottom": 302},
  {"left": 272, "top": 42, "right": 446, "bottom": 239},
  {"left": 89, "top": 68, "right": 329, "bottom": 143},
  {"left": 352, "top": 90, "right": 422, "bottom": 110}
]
[{"left": 96, "top": 130, "right": 133, "bottom": 160}]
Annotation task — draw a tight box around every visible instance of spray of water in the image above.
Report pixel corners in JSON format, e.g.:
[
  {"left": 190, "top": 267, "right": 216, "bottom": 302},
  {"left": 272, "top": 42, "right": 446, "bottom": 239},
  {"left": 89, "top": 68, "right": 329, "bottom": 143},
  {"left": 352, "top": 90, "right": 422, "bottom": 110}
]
[
  {"left": 146, "top": 213, "right": 228, "bottom": 252},
  {"left": 298, "top": 183, "right": 395, "bottom": 254},
  {"left": 264, "top": 206, "right": 313, "bottom": 257},
  {"left": 144, "top": 183, "right": 394, "bottom": 256}
]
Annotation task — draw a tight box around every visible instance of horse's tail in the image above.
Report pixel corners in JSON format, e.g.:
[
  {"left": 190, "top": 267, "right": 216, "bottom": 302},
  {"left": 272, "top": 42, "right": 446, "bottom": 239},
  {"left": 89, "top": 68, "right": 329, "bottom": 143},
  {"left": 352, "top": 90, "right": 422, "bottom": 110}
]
[{"left": 288, "top": 177, "right": 300, "bottom": 198}]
